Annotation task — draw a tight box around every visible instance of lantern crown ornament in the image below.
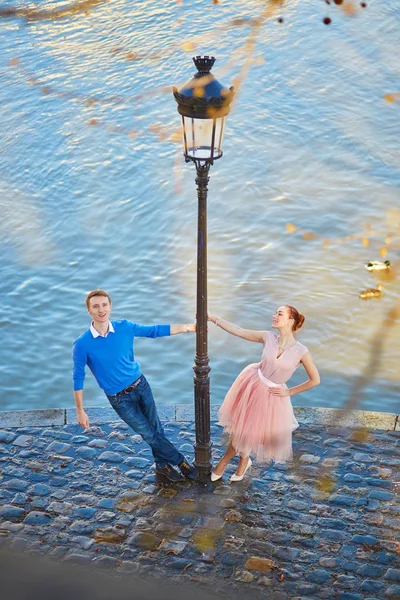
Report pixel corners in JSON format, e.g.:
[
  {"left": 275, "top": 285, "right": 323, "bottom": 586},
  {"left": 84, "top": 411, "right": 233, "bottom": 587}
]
[{"left": 173, "top": 56, "right": 234, "bottom": 165}]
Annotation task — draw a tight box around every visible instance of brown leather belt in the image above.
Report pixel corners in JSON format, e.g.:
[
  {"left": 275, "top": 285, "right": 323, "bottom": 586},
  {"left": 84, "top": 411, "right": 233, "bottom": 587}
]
[{"left": 113, "top": 377, "right": 142, "bottom": 397}]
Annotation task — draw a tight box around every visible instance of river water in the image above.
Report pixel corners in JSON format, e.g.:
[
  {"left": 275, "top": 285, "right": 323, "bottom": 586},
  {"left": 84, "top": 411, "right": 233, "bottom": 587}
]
[{"left": 1, "top": 0, "right": 399, "bottom": 414}]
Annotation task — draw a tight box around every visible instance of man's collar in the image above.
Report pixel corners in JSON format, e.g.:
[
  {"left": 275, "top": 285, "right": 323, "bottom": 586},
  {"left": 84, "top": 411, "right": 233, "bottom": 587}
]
[{"left": 90, "top": 321, "right": 115, "bottom": 338}]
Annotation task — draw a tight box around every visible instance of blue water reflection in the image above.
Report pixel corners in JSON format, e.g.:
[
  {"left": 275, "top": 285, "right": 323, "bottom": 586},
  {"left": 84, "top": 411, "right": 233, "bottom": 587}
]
[{"left": 0, "top": 0, "right": 399, "bottom": 413}]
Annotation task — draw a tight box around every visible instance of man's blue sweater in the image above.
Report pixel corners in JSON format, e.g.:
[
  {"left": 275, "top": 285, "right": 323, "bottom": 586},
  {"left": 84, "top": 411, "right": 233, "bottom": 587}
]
[{"left": 73, "top": 319, "right": 171, "bottom": 395}]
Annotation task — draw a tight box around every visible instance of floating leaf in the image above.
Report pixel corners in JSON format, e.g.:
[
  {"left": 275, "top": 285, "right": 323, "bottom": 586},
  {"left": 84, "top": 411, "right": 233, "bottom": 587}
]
[
  {"left": 380, "top": 247, "right": 388, "bottom": 259},
  {"left": 158, "top": 488, "right": 177, "bottom": 499},
  {"left": 194, "top": 86, "right": 205, "bottom": 98},
  {"left": 94, "top": 527, "right": 127, "bottom": 544},
  {"left": 170, "top": 131, "right": 181, "bottom": 143},
  {"left": 182, "top": 41, "right": 195, "bottom": 52},
  {"left": 362, "top": 237, "right": 369, "bottom": 247},
  {"left": 317, "top": 474, "right": 336, "bottom": 493},
  {"left": 245, "top": 557, "right": 277, "bottom": 573},
  {"left": 193, "top": 528, "right": 218, "bottom": 553},
  {"left": 342, "top": 2, "right": 358, "bottom": 16},
  {"left": 349, "top": 428, "right": 369, "bottom": 443},
  {"left": 303, "top": 231, "right": 316, "bottom": 240},
  {"left": 286, "top": 223, "right": 296, "bottom": 233}
]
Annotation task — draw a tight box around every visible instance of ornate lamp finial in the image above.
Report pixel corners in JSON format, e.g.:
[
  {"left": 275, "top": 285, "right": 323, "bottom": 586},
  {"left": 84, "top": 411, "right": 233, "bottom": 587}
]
[{"left": 193, "top": 55, "right": 216, "bottom": 76}]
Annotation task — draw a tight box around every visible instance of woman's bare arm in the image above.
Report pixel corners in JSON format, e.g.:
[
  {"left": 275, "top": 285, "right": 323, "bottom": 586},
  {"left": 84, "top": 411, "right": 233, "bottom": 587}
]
[{"left": 208, "top": 313, "right": 266, "bottom": 344}]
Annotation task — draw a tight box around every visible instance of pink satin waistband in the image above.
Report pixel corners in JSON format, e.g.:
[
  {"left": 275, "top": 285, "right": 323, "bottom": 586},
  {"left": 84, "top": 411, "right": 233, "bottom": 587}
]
[{"left": 257, "top": 369, "right": 286, "bottom": 388}]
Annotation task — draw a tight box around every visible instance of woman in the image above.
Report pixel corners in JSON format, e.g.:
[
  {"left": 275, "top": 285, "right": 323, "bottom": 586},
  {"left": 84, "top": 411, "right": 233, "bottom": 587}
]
[{"left": 208, "top": 305, "right": 320, "bottom": 482}]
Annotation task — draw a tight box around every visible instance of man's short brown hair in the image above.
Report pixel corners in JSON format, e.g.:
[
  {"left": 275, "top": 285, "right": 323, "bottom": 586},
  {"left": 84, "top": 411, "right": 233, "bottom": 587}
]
[{"left": 85, "top": 289, "right": 112, "bottom": 310}]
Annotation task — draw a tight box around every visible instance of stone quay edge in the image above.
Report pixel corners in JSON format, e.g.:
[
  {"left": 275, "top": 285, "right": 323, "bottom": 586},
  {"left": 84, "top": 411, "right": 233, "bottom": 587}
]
[{"left": 0, "top": 405, "right": 399, "bottom": 430}]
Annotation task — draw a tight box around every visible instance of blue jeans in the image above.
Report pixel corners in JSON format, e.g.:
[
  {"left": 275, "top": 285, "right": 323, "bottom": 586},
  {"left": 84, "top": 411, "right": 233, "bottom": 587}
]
[{"left": 106, "top": 375, "right": 184, "bottom": 469}]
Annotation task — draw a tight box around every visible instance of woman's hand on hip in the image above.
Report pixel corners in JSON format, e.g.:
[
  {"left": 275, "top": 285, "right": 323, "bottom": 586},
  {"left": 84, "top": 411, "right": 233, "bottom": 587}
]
[{"left": 269, "top": 386, "right": 290, "bottom": 397}]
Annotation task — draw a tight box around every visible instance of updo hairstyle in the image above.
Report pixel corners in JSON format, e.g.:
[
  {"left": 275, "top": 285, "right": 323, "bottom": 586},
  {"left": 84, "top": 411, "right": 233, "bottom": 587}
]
[{"left": 287, "top": 305, "right": 305, "bottom": 332}]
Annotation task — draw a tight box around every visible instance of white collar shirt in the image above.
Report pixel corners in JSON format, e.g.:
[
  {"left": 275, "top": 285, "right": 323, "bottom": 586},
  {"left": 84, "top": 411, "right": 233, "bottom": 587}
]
[{"left": 90, "top": 321, "right": 115, "bottom": 338}]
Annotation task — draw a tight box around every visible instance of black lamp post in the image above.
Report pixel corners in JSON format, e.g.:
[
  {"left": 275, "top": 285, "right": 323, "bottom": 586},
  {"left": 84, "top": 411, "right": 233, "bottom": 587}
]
[{"left": 173, "top": 56, "right": 234, "bottom": 475}]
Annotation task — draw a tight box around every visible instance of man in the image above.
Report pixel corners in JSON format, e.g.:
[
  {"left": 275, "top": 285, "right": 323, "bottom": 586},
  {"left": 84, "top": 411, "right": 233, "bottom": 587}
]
[{"left": 73, "top": 289, "right": 198, "bottom": 482}]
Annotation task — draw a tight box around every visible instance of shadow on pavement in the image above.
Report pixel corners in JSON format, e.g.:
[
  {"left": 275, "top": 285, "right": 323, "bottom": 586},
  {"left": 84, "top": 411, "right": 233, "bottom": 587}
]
[{"left": 0, "top": 547, "right": 221, "bottom": 600}]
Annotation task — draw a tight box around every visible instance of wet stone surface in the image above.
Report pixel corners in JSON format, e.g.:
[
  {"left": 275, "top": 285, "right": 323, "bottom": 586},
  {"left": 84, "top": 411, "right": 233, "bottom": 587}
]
[{"left": 0, "top": 420, "right": 399, "bottom": 599}]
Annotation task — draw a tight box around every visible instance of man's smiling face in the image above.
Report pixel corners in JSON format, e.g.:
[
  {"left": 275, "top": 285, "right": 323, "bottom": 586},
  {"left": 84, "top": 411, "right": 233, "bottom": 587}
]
[{"left": 87, "top": 295, "right": 111, "bottom": 325}]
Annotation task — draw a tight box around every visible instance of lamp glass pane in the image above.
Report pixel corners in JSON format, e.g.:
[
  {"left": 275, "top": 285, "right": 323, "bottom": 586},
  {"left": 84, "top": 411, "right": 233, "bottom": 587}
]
[{"left": 182, "top": 115, "right": 226, "bottom": 160}]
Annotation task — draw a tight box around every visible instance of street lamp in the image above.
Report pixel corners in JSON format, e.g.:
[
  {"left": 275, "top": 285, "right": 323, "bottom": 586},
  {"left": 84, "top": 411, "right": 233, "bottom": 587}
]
[{"left": 173, "top": 56, "right": 234, "bottom": 475}]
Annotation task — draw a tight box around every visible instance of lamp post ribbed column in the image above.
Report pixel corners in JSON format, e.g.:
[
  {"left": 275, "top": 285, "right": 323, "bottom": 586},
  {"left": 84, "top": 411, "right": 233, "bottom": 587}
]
[{"left": 193, "top": 163, "right": 211, "bottom": 474}]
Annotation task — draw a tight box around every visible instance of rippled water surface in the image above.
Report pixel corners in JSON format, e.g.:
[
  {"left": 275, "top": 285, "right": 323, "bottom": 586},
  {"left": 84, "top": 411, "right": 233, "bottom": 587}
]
[{"left": 1, "top": 0, "right": 399, "bottom": 413}]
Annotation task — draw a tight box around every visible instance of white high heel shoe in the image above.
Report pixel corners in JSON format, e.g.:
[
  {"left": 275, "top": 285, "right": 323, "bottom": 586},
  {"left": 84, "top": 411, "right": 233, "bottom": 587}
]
[
  {"left": 230, "top": 458, "right": 252, "bottom": 482},
  {"left": 211, "top": 465, "right": 226, "bottom": 482}
]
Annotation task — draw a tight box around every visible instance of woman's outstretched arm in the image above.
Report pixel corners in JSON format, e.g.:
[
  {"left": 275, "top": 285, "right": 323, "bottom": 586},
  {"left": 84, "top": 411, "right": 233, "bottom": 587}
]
[{"left": 208, "top": 313, "right": 266, "bottom": 344}]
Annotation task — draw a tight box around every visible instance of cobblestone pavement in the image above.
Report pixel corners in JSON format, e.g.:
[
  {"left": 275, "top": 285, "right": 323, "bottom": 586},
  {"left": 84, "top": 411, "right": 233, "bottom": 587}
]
[{"left": 0, "top": 417, "right": 399, "bottom": 600}]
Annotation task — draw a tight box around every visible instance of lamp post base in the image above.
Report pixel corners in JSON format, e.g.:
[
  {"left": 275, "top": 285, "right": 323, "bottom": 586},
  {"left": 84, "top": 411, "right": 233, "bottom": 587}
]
[{"left": 194, "top": 442, "right": 213, "bottom": 476}]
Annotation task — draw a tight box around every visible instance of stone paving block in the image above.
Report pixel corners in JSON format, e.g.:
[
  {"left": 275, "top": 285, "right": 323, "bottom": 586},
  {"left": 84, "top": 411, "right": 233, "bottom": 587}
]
[
  {"left": 74, "top": 446, "right": 98, "bottom": 460},
  {"left": 334, "top": 574, "right": 360, "bottom": 588},
  {"left": 343, "top": 474, "right": 363, "bottom": 483},
  {"left": 63, "top": 553, "right": 93, "bottom": 565},
  {"left": 69, "top": 520, "right": 96, "bottom": 535},
  {"left": 351, "top": 534, "right": 379, "bottom": 546},
  {"left": 72, "top": 507, "right": 97, "bottom": 519},
  {"left": 12, "top": 435, "right": 34, "bottom": 447},
  {"left": 45, "top": 441, "right": 71, "bottom": 454},
  {"left": 29, "top": 483, "right": 52, "bottom": 497},
  {"left": 71, "top": 535, "right": 94, "bottom": 550},
  {"left": 0, "top": 409, "right": 65, "bottom": 428},
  {"left": 385, "top": 585, "right": 400, "bottom": 598},
  {"left": 353, "top": 452, "right": 377, "bottom": 463},
  {"left": 306, "top": 569, "right": 330, "bottom": 583},
  {"left": 0, "top": 431, "right": 16, "bottom": 443},
  {"left": 47, "top": 501, "right": 73, "bottom": 515},
  {"left": 0, "top": 505, "right": 25, "bottom": 521},
  {"left": 93, "top": 555, "right": 120, "bottom": 568},
  {"left": 71, "top": 435, "right": 89, "bottom": 444},
  {"left": 97, "top": 497, "right": 115, "bottom": 510},
  {"left": 356, "top": 563, "right": 385, "bottom": 577},
  {"left": 23, "top": 511, "right": 52, "bottom": 525},
  {"left": 385, "top": 569, "right": 400, "bottom": 582},
  {"left": 109, "top": 442, "right": 133, "bottom": 454},
  {"left": 321, "top": 528, "right": 348, "bottom": 542},
  {"left": 5, "top": 479, "right": 29, "bottom": 491},
  {"left": 329, "top": 494, "right": 355, "bottom": 507},
  {"left": 372, "top": 551, "right": 396, "bottom": 565},
  {"left": 88, "top": 438, "right": 108, "bottom": 448},
  {"left": 98, "top": 451, "right": 123, "bottom": 463},
  {"left": 360, "top": 579, "right": 384, "bottom": 592},
  {"left": 366, "top": 477, "right": 393, "bottom": 490}
]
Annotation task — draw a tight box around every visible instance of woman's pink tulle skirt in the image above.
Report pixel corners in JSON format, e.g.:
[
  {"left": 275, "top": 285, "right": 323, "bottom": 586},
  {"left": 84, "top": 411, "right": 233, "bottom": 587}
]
[{"left": 218, "top": 363, "right": 298, "bottom": 463}]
